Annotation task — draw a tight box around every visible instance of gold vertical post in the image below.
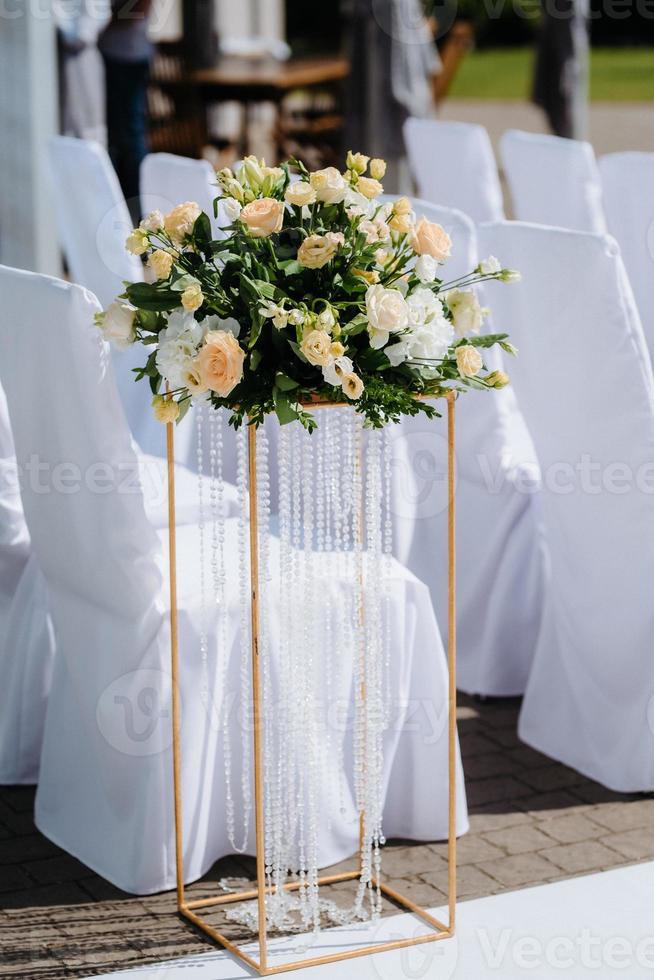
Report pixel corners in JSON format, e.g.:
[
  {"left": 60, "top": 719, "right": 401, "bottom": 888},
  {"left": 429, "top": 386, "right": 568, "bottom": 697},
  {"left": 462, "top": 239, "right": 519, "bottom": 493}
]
[
  {"left": 447, "top": 392, "right": 457, "bottom": 932},
  {"left": 247, "top": 422, "right": 269, "bottom": 972},
  {"left": 166, "top": 419, "right": 185, "bottom": 910}
]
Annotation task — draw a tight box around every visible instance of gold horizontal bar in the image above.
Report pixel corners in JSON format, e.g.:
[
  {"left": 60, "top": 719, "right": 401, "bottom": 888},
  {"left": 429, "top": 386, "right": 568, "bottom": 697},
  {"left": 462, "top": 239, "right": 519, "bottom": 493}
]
[
  {"left": 377, "top": 879, "right": 449, "bottom": 933},
  {"left": 180, "top": 905, "right": 262, "bottom": 973},
  {"left": 297, "top": 391, "right": 454, "bottom": 410},
  {"left": 184, "top": 870, "right": 361, "bottom": 911}
]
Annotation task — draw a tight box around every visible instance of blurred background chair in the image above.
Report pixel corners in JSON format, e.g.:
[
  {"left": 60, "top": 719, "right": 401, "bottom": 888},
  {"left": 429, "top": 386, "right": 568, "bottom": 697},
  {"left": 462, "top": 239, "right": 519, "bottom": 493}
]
[
  {"left": 0, "top": 382, "right": 54, "bottom": 785},
  {"left": 403, "top": 119, "right": 505, "bottom": 223},
  {"left": 48, "top": 135, "right": 180, "bottom": 460},
  {"left": 381, "top": 196, "right": 545, "bottom": 696},
  {"left": 599, "top": 152, "right": 654, "bottom": 360},
  {"left": 140, "top": 152, "right": 219, "bottom": 235},
  {"left": 479, "top": 221, "right": 654, "bottom": 792},
  {"left": 500, "top": 130, "right": 606, "bottom": 233}
]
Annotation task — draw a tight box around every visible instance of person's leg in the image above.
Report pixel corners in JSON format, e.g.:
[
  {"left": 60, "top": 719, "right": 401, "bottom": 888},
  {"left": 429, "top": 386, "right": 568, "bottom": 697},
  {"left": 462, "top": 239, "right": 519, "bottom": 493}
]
[
  {"left": 102, "top": 57, "right": 150, "bottom": 221},
  {"left": 120, "top": 60, "right": 150, "bottom": 223}
]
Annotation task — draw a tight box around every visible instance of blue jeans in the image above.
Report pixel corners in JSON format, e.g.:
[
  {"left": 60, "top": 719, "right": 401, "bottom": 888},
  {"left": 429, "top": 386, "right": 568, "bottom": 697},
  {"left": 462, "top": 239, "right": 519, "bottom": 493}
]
[{"left": 102, "top": 56, "right": 150, "bottom": 222}]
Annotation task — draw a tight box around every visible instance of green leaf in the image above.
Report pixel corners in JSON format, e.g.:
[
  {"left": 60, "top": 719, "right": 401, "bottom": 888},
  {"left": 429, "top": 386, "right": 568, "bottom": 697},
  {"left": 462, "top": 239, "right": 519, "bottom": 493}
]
[
  {"left": 275, "top": 372, "right": 300, "bottom": 392},
  {"left": 176, "top": 396, "right": 192, "bottom": 424},
  {"left": 193, "top": 211, "right": 212, "bottom": 245},
  {"left": 279, "top": 259, "right": 303, "bottom": 277},
  {"left": 250, "top": 349, "right": 262, "bottom": 371},
  {"left": 126, "top": 282, "right": 179, "bottom": 312},
  {"left": 358, "top": 347, "right": 390, "bottom": 372},
  {"left": 459, "top": 333, "right": 508, "bottom": 349},
  {"left": 273, "top": 388, "right": 299, "bottom": 425}
]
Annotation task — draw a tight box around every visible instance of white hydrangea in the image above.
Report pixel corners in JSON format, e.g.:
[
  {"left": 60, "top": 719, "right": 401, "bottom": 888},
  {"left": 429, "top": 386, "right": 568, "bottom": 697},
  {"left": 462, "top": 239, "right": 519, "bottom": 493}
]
[
  {"left": 385, "top": 287, "right": 454, "bottom": 368},
  {"left": 155, "top": 310, "right": 209, "bottom": 389},
  {"left": 414, "top": 254, "right": 439, "bottom": 284}
]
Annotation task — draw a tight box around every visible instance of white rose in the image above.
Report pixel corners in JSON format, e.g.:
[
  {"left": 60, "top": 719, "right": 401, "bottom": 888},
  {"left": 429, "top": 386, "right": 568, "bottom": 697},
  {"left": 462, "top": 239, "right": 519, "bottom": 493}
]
[
  {"left": 98, "top": 301, "right": 137, "bottom": 350},
  {"left": 480, "top": 255, "right": 501, "bottom": 275},
  {"left": 222, "top": 197, "right": 242, "bottom": 223},
  {"left": 445, "top": 288, "right": 488, "bottom": 337},
  {"left": 309, "top": 166, "right": 347, "bottom": 204},
  {"left": 415, "top": 254, "right": 438, "bottom": 284},
  {"left": 322, "top": 354, "right": 353, "bottom": 386},
  {"left": 407, "top": 287, "right": 445, "bottom": 326},
  {"left": 365, "top": 284, "right": 409, "bottom": 349},
  {"left": 156, "top": 334, "right": 199, "bottom": 389}
]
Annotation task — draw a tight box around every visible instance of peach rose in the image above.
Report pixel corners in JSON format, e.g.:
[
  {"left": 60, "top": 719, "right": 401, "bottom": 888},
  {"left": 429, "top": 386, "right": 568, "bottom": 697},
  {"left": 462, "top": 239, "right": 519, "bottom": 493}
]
[
  {"left": 455, "top": 345, "right": 483, "bottom": 378},
  {"left": 409, "top": 218, "right": 452, "bottom": 261},
  {"left": 357, "top": 176, "right": 383, "bottom": 200},
  {"left": 196, "top": 330, "right": 245, "bottom": 397},
  {"left": 240, "top": 197, "right": 285, "bottom": 238},
  {"left": 163, "top": 202, "right": 201, "bottom": 244},
  {"left": 148, "top": 249, "right": 174, "bottom": 280},
  {"left": 297, "top": 234, "right": 339, "bottom": 269},
  {"left": 181, "top": 282, "right": 204, "bottom": 312}
]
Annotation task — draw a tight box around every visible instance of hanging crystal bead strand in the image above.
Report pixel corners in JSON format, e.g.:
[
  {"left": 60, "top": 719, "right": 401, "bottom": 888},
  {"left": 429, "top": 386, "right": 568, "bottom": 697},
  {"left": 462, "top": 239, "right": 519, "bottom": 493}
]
[
  {"left": 223, "top": 422, "right": 252, "bottom": 854},
  {"left": 196, "top": 404, "right": 209, "bottom": 713}
]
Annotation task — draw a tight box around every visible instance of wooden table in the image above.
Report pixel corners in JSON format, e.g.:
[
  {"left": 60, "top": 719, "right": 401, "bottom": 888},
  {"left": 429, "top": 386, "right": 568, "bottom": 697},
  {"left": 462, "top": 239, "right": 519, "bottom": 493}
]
[{"left": 189, "top": 55, "right": 351, "bottom": 160}]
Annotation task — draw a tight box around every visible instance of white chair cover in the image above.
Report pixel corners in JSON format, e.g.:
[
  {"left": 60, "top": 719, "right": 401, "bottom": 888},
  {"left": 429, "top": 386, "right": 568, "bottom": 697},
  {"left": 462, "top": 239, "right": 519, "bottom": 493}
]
[
  {"left": 381, "top": 197, "right": 545, "bottom": 695},
  {"left": 479, "top": 221, "right": 654, "bottom": 792},
  {"left": 140, "top": 153, "right": 220, "bottom": 236},
  {"left": 48, "top": 136, "right": 171, "bottom": 460},
  {"left": 599, "top": 152, "right": 654, "bottom": 361},
  {"left": 0, "top": 383, "right": 54, "bottom": 784},
  {"left": 0, "top": 266, "right": 467, "bottom": 893},
  {"left": 500, "top": 130, "right": 607, "bottom": 233},
  {"left": 403, "top": 119, "right": 505, "bottom": 223}
]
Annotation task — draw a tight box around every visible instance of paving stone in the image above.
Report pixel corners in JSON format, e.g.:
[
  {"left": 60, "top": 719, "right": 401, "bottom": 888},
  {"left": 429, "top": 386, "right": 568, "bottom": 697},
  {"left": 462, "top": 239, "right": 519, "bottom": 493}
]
[
  {"left": 478, "top": 853, "right": 562, "bottom": 888},
  {"left": 483, "top": 825, "right": 553, "bottom": 855},
  {"left": 1, "top": 787, "right": 37, "bottom": 813},
  {"left": 517, "top": 790, "right": 590, "bottom": 817},
  {"left": 453, "top": 835, "right": 504, "bottom": 865},
  {"left": 519, "top": 764, "right": 586, "bottom": 793},
  {"left": 383, "top": 876, "right": 446, "bottom": 909},
  {"left": 540, "top": 840, "right": 623, "bottom": 874},
  {"left": 0, "top": 883, "right": 92, "bottom": 911},
  {"left": 599, "top": 827, "right": 654, "bottom": 860},
  {"left": 537, "top": 813, "right": 606, "bottom": 844},
  {"left": 466, "top": 808, "right": 526, "bottom": 833},
  {"left": 461, "top": 752, "right": 516, "bottom": 781},
  {"left": 0, "top": 866, "right": 33, "bottom": 893},
  {"left": 379, "top": 844, "right": 443, "bottom": 878},
  {"left": 568, "top": 781, "right": 638, "bottom": 805},
  {"left": 465, "top": 776, "right": 532, "bottom": 807},
  {"left": 589, "top": 799, "right": 654, "bottom": 832},
  {"left": 0, "top": 835, "right": 61, "bottom": 866},
  {"left": 25, "top": 856, "right": 92, "bottom": 887},
  {"left": 457, "top": 732, "right": 499, "bottom": 756}
]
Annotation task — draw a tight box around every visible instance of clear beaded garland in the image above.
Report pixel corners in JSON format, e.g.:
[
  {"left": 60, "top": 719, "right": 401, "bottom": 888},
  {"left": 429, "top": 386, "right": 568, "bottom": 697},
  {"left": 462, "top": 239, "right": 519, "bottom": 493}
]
[{"left": 197, "top": 409, "right": 392, "bottom": 936}]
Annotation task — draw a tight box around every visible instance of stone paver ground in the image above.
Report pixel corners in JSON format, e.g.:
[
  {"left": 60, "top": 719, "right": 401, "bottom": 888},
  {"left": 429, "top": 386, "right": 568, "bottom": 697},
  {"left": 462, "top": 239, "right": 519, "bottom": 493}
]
[{"left": 1, "top": 694, "right": 653, "bottom": 979}]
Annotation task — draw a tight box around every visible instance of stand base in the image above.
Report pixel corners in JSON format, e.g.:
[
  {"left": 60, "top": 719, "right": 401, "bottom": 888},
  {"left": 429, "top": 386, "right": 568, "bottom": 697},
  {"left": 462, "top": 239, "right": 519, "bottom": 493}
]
[{"left": 179, "top": 871, "right": 453, "bottom": 976}]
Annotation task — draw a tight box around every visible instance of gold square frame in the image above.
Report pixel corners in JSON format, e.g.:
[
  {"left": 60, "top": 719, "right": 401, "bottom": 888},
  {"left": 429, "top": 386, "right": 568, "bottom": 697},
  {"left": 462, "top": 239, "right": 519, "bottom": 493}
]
[{"left": 164, "top": 393, "right": 457, "bottom": 976}]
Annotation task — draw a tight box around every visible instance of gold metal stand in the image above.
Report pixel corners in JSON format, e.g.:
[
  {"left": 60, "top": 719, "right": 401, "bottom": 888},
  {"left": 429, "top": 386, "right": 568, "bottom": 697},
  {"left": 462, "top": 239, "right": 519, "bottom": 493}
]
[{"left": 165, "top": 393, "right": 457, "bottom": 975}]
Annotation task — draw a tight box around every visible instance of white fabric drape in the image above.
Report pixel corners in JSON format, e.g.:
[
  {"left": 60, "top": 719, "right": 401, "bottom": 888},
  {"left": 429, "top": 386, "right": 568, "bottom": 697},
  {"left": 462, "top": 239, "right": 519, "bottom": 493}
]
[
  {"left": 500, "top": 130, "right": 606, "bottom": 233},
  {"left": 403, "top": 119, "right": 505, "bottom": 224},
  {"left": 380, "top": 197, "right": 545, "bottom": 695},
  {"left": 0, "top": 267, "right": 467, "bottom": 893},
  {"left": 479, "top": 221, "right": 654, "bottom": 792},
  {"left": 0, "top": 382, "right": 54, "bottom": 784},
  {"left": 599, "top": 152, "right": 654, "bottom": 363},
  {"left": 140, "top": 153, "right": 221, "bottom": 237}
]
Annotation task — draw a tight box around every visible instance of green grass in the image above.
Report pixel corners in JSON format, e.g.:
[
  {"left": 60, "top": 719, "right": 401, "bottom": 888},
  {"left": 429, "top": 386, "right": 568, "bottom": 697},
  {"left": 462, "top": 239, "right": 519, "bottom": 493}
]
[{"left": 449, "top": 47, "right": 654, "bottom": 101}]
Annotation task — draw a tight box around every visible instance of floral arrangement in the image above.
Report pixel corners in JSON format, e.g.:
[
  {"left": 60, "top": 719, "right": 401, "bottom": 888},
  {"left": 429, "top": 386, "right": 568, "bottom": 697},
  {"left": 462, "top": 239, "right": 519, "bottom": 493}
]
[{"left": 96, "top": 152, "right": 518, "bottom": 430}]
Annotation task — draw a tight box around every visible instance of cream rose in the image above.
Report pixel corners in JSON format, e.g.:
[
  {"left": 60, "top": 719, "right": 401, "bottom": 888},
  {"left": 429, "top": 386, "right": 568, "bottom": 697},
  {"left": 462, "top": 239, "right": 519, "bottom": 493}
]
[
  {"left": 140, "top": 209, "right": 164, "bottom": 233},
  {"left": 297, "top": 234, "right": 339, "bottom": 269},
  {"left": 196, "top": 330, "right": 245, "bottom": 397},
  {"left": 181, "top": 282, "right": 204, "bottom": 312},
  {"left": 163, "top": 202, "right": 201, "bottom": 244},
  {"left": 389, "top": 212, "right": 413, "bottom": 234},
  {"left": 342, "top": 373, "right": 364, "bottom": 400},
  {"left": 300, "top": 329, "right": 332, "bottom": 366},
  {"left": 152, "top": 395, "right": 180, "bottom": 424},
  {"left": 365, "top": 284, "right": 409, "bottom": 349},
  {"left": 125, "top": 228, "right": 149, "bottom": 255},
  {"left": 357, "top": 176, "right": 383, "bottom": 200},
  {"left": 148, "top": 249, "right": 174, "bottom": 280},
  {"left": 455, "top": 345, "right": 483, "bottom": 378},
  {"left": 98, "top": 301, "right": 137, "bottom": 349},
  {"left": 285, "top": 181, "right": 317, "bottom": 207},
  {"left": 369, "top": 158, "right": 387, "bottom": 180},
  {"left": 240, "top": 197, "right": 285, "bottom": 238},
  {"left": 309, "top": 167, "right": 347, "bottom": 204},
  {"left": 409, "top": 218, "right": 452, "bottom": 261}
]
